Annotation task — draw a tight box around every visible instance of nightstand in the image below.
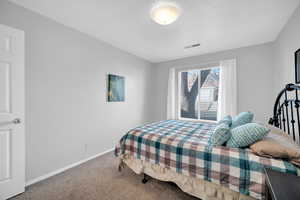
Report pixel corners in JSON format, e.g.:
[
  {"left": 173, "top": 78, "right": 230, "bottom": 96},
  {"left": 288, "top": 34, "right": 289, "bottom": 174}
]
[{"left": 264, "top": 168, "right": 300, "bottom": 200}]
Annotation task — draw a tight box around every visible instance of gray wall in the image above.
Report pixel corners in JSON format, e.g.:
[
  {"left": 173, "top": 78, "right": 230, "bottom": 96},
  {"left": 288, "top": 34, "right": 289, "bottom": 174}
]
[
  {"left": 2, "top": 0, "right": 299, "bottom": 184},
  {"left": 151, "top": 43, "right": 274, "bottom": 123},
  {"left": 273, "top": 5, "right": 300, "bottom": 94},
  {"left": 0, "top": 0, "right": 153, "bottom": 182}
]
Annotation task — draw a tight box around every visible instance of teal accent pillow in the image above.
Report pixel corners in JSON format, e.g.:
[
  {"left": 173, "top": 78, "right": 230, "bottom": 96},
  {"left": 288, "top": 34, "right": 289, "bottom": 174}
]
[
  {"left": 209, "top": 123, "right": 231, "bottom": 146},
  {"left": 218, "top": 115, "right": 232, "bottom": 126},
  {"left": 226, "top": 123, "right": 270, "bottom": 148},
  {"left": 231, "top": 112, "right": 254, "bottom": 128}
]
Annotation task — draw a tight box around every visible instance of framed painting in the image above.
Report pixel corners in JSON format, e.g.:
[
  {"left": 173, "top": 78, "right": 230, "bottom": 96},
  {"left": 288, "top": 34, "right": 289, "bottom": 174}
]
[
  {"left": 295, "top": 48, "right": 300, "bottom": 84},
  {"left": 107, "top": 74, "right": 125, "bottom": 102}
]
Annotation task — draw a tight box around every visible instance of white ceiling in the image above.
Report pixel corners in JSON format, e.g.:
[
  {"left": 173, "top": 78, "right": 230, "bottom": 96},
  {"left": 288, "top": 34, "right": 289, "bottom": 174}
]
[{"left": 8, "top": 0, "right": 300, "bottom": 63}]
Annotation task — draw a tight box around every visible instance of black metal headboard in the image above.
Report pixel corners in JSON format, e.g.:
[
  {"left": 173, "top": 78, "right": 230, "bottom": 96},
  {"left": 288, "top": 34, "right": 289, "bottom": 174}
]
[{"left": 269, "top": 83, "right": 300, "bottom": 142}]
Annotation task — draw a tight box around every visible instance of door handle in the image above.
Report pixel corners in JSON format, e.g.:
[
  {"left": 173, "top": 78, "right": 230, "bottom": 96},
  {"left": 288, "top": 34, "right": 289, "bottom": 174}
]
[{"left": 12, "top": 118, "right": 21, "bottom": 124}]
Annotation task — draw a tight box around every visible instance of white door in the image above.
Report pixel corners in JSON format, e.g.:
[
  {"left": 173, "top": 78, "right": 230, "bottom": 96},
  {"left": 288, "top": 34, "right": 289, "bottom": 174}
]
[{"left": 0, "top": 24, "right": 25, "bottom": 199}]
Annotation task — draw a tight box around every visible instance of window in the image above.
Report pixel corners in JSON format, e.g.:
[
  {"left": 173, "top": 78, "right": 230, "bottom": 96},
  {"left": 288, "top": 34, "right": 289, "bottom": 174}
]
[{"left": 179, "top": 67, "right": 220, "bottom": 121}]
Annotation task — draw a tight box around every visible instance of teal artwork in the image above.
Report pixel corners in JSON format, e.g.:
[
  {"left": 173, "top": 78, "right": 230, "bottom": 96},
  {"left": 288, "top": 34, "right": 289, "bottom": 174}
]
[{"left": 108, "top": 74, "right": 125, "bottom": 102}]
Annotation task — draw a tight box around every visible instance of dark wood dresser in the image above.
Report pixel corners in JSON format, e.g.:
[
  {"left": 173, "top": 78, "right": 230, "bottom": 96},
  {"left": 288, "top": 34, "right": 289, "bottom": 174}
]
[{"left": 265, "top": 168, "right": 300, "bottom": 200}]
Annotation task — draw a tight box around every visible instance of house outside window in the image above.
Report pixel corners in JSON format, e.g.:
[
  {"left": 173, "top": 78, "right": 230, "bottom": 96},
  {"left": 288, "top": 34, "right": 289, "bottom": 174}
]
[{"left": 178, "top": 67, "right": 220, "bottom": 121}]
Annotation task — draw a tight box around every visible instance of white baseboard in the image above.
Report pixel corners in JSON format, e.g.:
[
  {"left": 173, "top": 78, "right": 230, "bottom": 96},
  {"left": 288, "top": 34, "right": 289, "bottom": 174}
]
[{"left": 25, "top": 148, "right": 114, "bottom": 187}]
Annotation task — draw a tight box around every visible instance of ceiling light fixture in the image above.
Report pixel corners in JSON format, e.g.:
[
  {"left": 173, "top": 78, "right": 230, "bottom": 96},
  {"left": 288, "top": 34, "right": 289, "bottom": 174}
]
[{"left": 150, "top": 1, "right": 181, "bottom": 25}]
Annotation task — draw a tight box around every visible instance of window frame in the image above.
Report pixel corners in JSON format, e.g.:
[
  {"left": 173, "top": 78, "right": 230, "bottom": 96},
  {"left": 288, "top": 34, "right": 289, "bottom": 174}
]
[{"left": 177, "top": 66, "right": 220, "bottom": 123}]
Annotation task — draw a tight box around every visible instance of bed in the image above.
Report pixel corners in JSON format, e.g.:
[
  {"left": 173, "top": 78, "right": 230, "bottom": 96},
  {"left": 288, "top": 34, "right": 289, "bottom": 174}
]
[{"left": 115, "top": 83, "right": 300, "bottom": 200}]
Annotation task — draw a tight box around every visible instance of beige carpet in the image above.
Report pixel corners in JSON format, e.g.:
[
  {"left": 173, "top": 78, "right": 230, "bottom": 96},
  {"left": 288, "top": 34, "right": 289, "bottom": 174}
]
[{"left": 10, "top": 151, "right": 198, "bottom": 200}]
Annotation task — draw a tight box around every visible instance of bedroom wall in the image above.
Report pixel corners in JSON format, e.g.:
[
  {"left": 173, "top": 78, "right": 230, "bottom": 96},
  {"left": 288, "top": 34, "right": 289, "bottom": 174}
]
[
  {"left": 0, "top": 0, "right": 153, "bottom": 182},
  {"left": 273, "top": 5, "right": 300, "bottom": 95},
  {"left": 151, "top": 43, "right": 274, "bottom": 123}
]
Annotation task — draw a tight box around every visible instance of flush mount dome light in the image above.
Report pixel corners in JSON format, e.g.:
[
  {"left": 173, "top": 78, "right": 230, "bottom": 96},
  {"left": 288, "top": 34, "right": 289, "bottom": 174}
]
[{"left": 150, "top": 1, "right": 181, "bottom": 25}]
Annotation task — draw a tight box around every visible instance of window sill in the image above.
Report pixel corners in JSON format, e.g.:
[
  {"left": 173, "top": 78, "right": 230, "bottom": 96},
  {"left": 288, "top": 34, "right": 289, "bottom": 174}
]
[{"left": 177, "top": 117, "right": 218, "bottom": 124}]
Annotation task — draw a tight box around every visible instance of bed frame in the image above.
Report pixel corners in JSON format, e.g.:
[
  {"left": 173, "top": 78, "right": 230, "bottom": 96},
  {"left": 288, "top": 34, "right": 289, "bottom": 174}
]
[{"left": 269, "top": 83, "right": 300, "bottom": 142}]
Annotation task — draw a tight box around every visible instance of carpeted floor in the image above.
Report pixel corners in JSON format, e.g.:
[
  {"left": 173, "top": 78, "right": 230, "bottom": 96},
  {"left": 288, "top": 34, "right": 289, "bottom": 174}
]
[{"left": 10, "top": 151, "right": 198, "bottom": 200}]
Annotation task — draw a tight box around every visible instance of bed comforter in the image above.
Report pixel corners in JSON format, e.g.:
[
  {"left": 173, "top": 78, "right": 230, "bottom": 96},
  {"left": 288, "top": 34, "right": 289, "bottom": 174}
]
[{"left": 115, "top": 120, "right": 299, "bottom": 199}]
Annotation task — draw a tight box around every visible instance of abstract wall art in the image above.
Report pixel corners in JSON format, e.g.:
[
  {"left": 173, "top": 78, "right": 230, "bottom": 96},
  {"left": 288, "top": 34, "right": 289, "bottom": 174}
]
[{"left": 107, "top": 74, "right": 125, "bottom": 102}]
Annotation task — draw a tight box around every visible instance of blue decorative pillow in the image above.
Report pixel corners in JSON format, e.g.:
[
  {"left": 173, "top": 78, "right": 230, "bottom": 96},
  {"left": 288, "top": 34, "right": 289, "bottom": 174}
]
[
  {"left": 231, "top": 112, "right": 254, "bottom": 128},
  {"left": 218, "top": 115, "right": 232, "bottom": 127},
  {"left": 226, "top": 123, "right": 270, "bottom": 148},
  {"left": 209, "top": 123, "right": 231, "bottom": 146}
]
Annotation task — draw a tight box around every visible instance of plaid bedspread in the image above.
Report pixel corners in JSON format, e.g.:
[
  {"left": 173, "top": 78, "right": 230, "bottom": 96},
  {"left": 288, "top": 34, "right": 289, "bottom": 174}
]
[{"left": 115, "top": 120, "right": 299, "bottom": 200}]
